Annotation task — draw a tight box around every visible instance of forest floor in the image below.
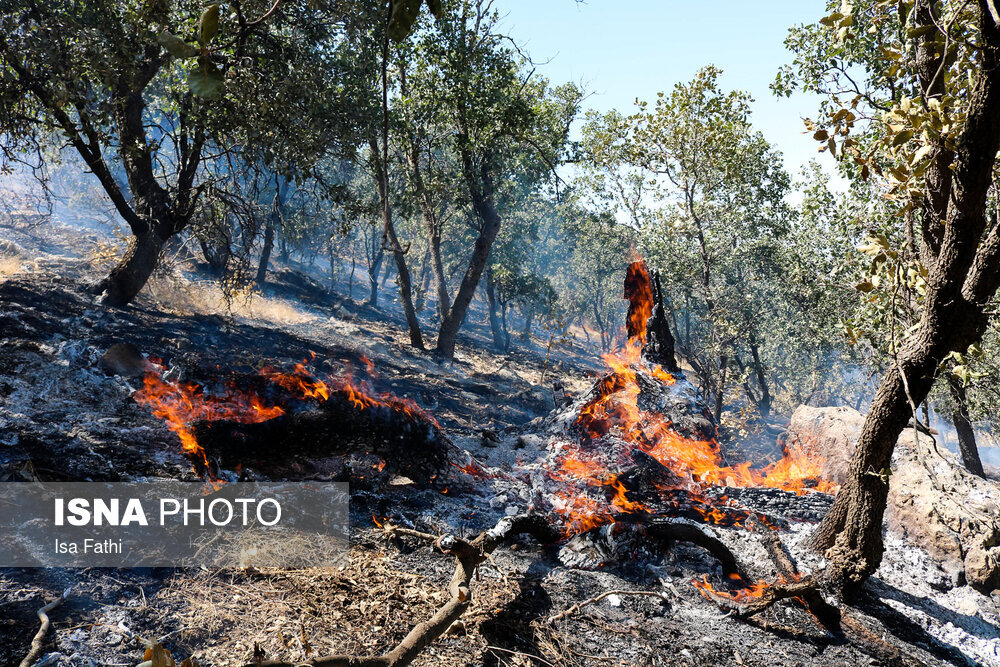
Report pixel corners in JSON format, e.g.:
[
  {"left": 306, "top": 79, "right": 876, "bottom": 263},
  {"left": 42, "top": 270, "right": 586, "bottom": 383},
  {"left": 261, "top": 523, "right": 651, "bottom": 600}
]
[{"left": 0, "top": 218, "right": 999, "bottom": 667}]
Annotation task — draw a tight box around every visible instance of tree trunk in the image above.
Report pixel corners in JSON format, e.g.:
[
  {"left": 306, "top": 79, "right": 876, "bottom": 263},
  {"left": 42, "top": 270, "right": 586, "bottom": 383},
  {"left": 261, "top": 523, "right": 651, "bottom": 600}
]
[
  {"left": 485, "top": 267, "right": 507, "bottom": 351},
  {"left": 348, "top": 252, "right": 356, "bottom": 300},
  {"left": 521, "top": 304, "right": 534, "bottom": 342},
  {"left": 256, "top": 176, "right": 287, "bottom": 285},
  {"left": 95, "top": 230, "right": 165, "bottom": 307},
  {"left": 713, "top": 354, "right": 728, "bottom": 423},
  {"left": 811, "top": 4, "right": 1000, "bottom": 590},
  {"left": 948, "top": 377, "right": 986, "bottom": 477},
  {"left": 368, "top": 245, "right": 384, "bottom": 307},
  {"left": 747, "top": 329, "right": 772, "bottom": 418},
  {"left": 399, "top": 51, "right": 451, "bottom": 323},
  {"left": 434, "top": 152, "right": 503, "bottom": 360},
  {"left": 374, "top": 15, "right": 423, "bottom": 349}
]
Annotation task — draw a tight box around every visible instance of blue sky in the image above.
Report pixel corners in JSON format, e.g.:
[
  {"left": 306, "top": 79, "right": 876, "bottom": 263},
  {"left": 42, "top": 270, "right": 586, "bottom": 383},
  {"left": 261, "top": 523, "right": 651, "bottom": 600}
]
[{"left": 492, "top": 0, "right": 840, "bottom": 185}]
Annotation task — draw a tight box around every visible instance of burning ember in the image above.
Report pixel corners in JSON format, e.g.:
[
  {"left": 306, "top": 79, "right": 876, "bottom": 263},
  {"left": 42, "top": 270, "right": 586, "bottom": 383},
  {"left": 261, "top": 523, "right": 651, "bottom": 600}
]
[
  {"left": 135, "top": 355, "right": 437, "bottom": 478},
  {"left": 546, "top": 260, "right": 838, "bottom": 538}
]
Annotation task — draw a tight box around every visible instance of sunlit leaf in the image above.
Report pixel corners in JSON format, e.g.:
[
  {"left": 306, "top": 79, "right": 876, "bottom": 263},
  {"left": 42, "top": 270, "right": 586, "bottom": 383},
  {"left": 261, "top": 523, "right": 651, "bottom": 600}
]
[
  {"left": 157, "top": 31, "right": 198, "bottom": 59},
  {"left": 199, "top": 4, "right": 220, "bottom": 45}
]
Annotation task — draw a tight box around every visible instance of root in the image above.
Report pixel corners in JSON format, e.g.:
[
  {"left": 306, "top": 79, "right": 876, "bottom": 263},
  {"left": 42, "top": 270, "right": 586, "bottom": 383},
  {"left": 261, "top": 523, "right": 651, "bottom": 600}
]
[
  {"left": 19, "top": 587, "right": 71, "bottom": 667},
  {"left": 699, "top": 530, "right": 904, "bottom": 665},
  {"left": 246, "top": 514, "right": 560, "bottom": 667}
]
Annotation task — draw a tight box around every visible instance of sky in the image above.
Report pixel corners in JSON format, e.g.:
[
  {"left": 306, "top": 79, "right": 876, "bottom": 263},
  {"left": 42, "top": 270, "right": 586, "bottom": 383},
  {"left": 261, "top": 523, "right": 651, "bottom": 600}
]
[{"left": 492, "top": 0, "right": 843, "bottom": 188}]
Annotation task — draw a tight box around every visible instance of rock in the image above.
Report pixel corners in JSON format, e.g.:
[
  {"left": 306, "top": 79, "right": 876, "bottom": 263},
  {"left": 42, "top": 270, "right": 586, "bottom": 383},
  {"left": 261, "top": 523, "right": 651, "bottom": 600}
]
[
  {"left": 964, "top": 544, "right": 1000, "bottom": 592},
  {"left": 480, "top": 429, "right": 501, "bottom": 448},
  {"left": 786, "top": 405, "right": 1000, "bottom": 591},
  {"left": 98, "top": 342, "right": 146, "bottom": 377},
  {"left": 785, "top": 405, "right": 864, "bottom": 484}
]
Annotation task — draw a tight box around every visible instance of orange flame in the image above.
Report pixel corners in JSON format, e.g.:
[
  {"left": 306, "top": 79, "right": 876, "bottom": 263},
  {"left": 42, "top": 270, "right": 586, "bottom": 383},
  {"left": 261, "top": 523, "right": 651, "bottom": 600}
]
[
  {"left": 135, "top": 356, "right": 438, "bottom": 477},
  {"left": 547, "top": 258, "right": 838, "bottom": 538}
]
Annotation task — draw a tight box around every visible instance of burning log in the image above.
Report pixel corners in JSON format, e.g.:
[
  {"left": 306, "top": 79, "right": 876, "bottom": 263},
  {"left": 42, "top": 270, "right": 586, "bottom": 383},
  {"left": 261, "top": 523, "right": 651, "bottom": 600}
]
[{"left": 135, "top": 359, "right": 476, "bottom": 486}]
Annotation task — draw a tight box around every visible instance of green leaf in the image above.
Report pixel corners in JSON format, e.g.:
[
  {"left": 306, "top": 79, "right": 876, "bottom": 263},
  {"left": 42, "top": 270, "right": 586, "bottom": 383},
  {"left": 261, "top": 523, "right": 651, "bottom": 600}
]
[
  {"left": 188, "top": 58, "right": 224, "bottom": 99},
  {"left": 157, "top": 31, "right": 199, "bottom": 59},
  {"left": 199, "top": 4, "right": 220, "bottom": 45},
  {"left": 891, "top": 129, "right": 913, "bottom": 147},
  {"left": 388, "top": 0, "right": 423, "bottom": 42},
  {"left": 906, "top": 24, "right": 934, "bottom": 39}
]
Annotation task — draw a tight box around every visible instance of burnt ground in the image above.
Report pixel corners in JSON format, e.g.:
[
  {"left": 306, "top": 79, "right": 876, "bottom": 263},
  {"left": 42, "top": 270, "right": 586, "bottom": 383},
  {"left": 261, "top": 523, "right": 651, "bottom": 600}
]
[{"left": 0, "top": 220, "right": 998, "bottom": 667}]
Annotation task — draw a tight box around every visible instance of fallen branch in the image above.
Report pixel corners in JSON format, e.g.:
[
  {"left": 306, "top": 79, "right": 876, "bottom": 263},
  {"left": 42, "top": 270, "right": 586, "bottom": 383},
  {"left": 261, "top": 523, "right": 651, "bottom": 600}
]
[
  {"left": 638, "top": 516, "right": 746, "bottom": 578},
  {"left": 699, "top": 576, "right": 820, "bottom": 619},
  {"left": 247, "top": 514, "right": 559, "bottom": 667},
  {"left": 19, "top": 587, "right": 71, "bottom": 667},
  {"left": 547, "top": 589, "right": 668, "bottom": 625}
]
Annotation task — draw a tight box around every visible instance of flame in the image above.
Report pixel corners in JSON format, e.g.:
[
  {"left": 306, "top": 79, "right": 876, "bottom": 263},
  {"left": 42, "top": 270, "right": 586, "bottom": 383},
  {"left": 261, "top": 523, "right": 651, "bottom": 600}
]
[
  {"left": 135, "top": 356, "right": 438, "bottom": 477},
  {"left": 693, "top": 574, "right": 769, "bottom": 602},
  {"left": 546, "top": 258, "right": 838, "bottom": 538},
  {"left": 135, "top": 366, "right": 285, "bottom": 470},
  {"left": 692, "top": 572, "right": 802, "bottom": 602}
]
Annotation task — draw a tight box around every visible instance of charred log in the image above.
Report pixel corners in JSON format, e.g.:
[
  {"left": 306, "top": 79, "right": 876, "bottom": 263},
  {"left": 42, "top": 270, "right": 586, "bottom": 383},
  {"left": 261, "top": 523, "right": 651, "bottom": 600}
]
[
  {"left": 188, "top": 382, "right": 463, "bottom": 487},
  {"left": 644, "top": 271, "right": 679, "bottom": 372}
]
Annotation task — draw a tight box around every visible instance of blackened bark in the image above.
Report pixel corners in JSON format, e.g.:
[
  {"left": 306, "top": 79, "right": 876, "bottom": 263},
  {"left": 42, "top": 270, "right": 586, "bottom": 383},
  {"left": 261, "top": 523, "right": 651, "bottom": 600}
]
[
  {"left": 643, "top": 270, "right": 679, "bottom": 372},
  {"left": 948, "top": 377, "right": 986, "bottom": 477}
]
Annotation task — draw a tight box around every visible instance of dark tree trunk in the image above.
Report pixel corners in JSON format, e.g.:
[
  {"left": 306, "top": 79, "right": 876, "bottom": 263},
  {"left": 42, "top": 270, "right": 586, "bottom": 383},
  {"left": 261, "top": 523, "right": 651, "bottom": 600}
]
[
  {"left": 747, "top": 329, "right": 771, "bottom": 417},
  {"left": 199, "top": 238, "right": 230, "bottom": 275},
  {"left": 368, "top": 245, "right": 384, "bottom": 307},
  {"left": 95, "top": 231, "right": 165, "bottom": 307},
  {"left": 521, "top": 304, "right": 534, "bottom": 341},
  {"left": 948, "top": 377, "right": 986, "bottom": 477},
  {"left": 256, "top": 176, "right": 287, "bottom": 285},
  {"left": 434, "top": 151, "right": 503, "bottom": 360},
  {"left": 399, "top": 51, "right": 451, "bottom": 323},
  {"left": 374, "top": 16, "right": 423, "bottom": 349},
  {"left": 485, "top": 267, "right": 507, "bottom": 351},
  {"left": 348, "top": 253, "right": 356, "bottom": 300}
]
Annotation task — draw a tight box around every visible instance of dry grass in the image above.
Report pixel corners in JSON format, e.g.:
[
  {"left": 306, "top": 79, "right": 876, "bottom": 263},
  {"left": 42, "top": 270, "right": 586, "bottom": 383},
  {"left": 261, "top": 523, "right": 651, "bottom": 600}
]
[
  {"left": 156, "top": 540, "right": 527, "bottom": 666},
  {"left": 145, "top": 272, "right": 319, "bottom": 328},
  {"left": 0, "top": 239, "right": 28, "bottom": 281}
]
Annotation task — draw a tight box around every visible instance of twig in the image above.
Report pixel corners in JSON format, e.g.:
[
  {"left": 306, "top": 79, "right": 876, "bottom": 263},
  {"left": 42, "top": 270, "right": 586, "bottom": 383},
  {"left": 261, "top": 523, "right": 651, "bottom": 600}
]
[
  {"left": 547, "top": 589, "right": 667, "bottom": 625},
  {"left": 248, "top": 514, "right": 559, "bottom": 667},
  {"left": 19, "top": 587, "right": 71, "bottom": 667}
]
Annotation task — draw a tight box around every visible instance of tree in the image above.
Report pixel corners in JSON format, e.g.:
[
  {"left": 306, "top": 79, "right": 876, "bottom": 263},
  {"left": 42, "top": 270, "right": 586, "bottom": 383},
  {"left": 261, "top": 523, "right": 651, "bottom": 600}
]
[
  {"left": 782, "top": 0, "right": 1000, "bottom": 588},
  {"left": 415, "top": 0, "right": 580, "bottom": 360},
  {"left": 0, "top": 0, "right": 348, "bottom": 306}
]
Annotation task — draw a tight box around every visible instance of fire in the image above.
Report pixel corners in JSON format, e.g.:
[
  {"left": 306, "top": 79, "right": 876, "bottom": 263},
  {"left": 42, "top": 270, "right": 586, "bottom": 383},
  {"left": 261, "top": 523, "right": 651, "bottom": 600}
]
[
  {"left": 692, "top": 572, "right": 802, "bottom": 602},
  {"left": 693, "top": 574, "right": 770, "bottom": 602},
  {"left": 135, "top": 364, "right": 285, "bottom": 470},
  {"left": 547, "top": 259, "right": 838, "bottom": 539},
  {"left": 135, "top": 355, "right": 438, "bottom": 477}
]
